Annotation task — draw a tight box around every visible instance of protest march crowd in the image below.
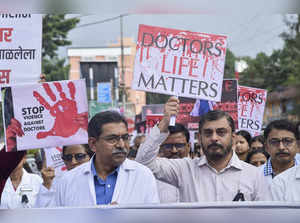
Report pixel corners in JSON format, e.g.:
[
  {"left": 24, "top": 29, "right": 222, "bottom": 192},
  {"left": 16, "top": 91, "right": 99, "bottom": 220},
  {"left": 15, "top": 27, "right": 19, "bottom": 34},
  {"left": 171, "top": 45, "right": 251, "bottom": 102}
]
[
  {"left": 1, "top": 15, "right": 300, "bottom": 210},
  {"left": 0, "top": 96, "right": 300, "bottom": 208}
]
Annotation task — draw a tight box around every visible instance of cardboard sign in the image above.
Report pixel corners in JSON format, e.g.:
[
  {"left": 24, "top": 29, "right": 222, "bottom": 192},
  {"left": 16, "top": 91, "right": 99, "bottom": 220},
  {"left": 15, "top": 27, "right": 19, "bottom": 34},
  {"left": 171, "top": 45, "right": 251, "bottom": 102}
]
[
  {"left": 132, "top": 24, "right": 227, "bottom": 101},
  {"left": 213, "top": 79, "right": 238, "bottom": 128},
  {"left": 146, "top": 114, "right": 164, "bottom": 133},
  {"left": 238, "top": 85, "right": 267, "bottom": 136},
  {"left": 0, "top": 14, "right": 42, "bottom": 92},
  {"left": 177, "top": 103, "right": 200, "bottom": 130},
  {"left": 190, "top": 79, "right": 238, "bottom": 128},
  {"left": 44, "top": 147, "right": 67, "bottom": 176},
  {"left": 2, "top": 79, "right": 88, "bottom": 151}
]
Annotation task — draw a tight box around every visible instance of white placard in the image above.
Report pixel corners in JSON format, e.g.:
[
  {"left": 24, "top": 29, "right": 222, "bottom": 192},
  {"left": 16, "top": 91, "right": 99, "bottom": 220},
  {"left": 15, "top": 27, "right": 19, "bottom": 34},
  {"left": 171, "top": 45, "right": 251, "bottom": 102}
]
[{"left": 132, "top": 24, "right": 227, "bottom": 101}]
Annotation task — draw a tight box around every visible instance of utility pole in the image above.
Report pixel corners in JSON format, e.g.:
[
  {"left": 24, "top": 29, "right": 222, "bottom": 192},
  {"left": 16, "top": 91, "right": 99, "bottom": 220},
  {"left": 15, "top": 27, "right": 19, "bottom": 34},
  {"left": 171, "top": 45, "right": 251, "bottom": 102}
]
[{"left": 120, "top": 14, "right": 126, "bottom": 114}]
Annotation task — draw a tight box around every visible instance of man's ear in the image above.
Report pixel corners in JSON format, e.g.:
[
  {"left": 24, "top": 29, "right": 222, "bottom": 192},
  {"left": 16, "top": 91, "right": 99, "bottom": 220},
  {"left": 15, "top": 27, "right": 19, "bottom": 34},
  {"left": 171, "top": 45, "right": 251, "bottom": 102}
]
[{"left": 88, "top": 137, "right": 97, "bottom": 153}]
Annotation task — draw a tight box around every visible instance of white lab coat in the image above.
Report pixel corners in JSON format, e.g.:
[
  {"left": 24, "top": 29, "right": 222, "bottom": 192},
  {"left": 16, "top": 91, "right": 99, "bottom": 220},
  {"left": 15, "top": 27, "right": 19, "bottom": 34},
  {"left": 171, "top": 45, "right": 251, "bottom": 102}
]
[
  {"left": 35, "top": 158, "right": 159, "bottom": 207},
  {"left": 1, "top": 169, "right": 43, "bottom": 209}
]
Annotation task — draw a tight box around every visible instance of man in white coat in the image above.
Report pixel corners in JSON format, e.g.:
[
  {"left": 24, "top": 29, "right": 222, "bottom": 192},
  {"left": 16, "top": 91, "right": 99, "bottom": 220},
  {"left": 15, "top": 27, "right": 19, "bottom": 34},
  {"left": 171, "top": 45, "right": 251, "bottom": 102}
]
[
  {"left": 50, "top": 111, "right": 159, "bottom": 207},
  {"left": 136, "top": 97, "right": 270, "bottom": 202}
]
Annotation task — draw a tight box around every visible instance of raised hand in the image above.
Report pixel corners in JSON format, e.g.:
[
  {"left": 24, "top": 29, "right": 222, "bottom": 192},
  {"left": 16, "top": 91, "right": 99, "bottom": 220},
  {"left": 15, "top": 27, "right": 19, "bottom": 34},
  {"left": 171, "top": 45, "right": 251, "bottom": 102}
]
[
  {"left": 158, "top": 96, "right": 180, "bottom": 132},
  {"left": 33, "top": 81, "right": 88, "bottom": 139},
  {"left": 41, "top": 167, "right": 55, "bottom": 189},
  {"left": 6, "top": 118, "right": 24, "bottom": 152}
]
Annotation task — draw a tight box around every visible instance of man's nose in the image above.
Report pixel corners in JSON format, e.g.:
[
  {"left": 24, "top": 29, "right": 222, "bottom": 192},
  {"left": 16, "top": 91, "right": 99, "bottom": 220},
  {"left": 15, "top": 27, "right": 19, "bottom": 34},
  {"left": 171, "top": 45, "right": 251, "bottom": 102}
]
[
  {"left": 71, "top": 156, "right": 78, "bottom": 164},
  {"left": 116, "top": 137, "right": 126, "bottom": 147},
  {"left": 171, "top": 146, "right": 178, "bottom": 153}
]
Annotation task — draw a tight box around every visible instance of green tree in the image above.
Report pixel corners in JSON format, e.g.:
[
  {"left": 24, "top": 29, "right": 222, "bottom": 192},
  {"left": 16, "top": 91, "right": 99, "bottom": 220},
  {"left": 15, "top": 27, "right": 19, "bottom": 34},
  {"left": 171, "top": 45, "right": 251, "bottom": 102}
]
[{"left": 42, "top": 14, "right": 79, "bottom": 81}]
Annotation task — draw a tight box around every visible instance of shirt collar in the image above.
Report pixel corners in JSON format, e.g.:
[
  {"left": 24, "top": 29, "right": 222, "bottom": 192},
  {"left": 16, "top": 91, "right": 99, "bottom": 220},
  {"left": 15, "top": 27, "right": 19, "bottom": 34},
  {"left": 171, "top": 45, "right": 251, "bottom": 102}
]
[
  {"left": 197, "top": 151, "right": 243, "bottom": 171},
  {"left": 91, "top": 156, "right": 120, "bottom": 178},
  {"left": 84, "top": 155, "right": 136, "bottom": 175},
  {"left": 295, "top": 165, "right": 300, "bottom": 179},
  {"left": 264, "top": 157, "right": 299, "bottom": 177}
]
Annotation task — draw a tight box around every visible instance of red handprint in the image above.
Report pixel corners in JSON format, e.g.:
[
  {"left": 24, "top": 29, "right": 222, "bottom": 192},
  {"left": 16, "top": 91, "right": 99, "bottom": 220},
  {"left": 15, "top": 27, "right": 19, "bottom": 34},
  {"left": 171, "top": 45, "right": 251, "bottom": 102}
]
[
  {"left": 33, "top": 82, "right": 88, "bottom": 139},
  {"left": 6, "top": 118, "right": 24, "bottom": 152}
]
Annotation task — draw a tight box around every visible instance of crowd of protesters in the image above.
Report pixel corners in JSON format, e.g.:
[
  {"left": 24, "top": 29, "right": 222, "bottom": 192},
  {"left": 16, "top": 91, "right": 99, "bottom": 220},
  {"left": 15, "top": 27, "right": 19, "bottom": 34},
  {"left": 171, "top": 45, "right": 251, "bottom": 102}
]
[{"left": 1, "top": 96, "right": 300, "bottom": 208}]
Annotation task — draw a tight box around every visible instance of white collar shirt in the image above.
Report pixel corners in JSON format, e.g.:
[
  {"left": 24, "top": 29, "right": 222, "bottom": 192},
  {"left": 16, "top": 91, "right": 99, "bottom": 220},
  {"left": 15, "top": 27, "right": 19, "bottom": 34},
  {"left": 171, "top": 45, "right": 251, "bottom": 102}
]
[
  {"left": 136, "top": 125, "right": 271, "bottom": 202},
  {"left": 270, "top": 165, "right": 300, "bottom": 201}
]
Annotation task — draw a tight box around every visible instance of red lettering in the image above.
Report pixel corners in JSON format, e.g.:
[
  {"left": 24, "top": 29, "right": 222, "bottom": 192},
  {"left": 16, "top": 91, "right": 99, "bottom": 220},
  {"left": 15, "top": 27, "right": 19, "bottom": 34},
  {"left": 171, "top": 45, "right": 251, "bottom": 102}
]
[{"left": 189, "top": 58, "right": 199, "bottom": 77}]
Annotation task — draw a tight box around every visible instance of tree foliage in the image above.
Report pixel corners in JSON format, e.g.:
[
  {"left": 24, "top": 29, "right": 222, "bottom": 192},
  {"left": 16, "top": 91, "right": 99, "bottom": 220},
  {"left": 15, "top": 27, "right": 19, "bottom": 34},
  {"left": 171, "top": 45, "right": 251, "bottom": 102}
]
[{"left": 42, "top": 15, "right": 79, "bottom": 81}]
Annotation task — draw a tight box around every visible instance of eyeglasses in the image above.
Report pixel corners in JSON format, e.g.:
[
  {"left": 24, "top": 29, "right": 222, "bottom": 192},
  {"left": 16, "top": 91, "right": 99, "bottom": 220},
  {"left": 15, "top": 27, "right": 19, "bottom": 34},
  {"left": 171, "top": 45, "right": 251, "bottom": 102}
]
[
  {"left": 62, "top": 153, "right": 88, "bottom": 162},
  {"left": 160, "top": 143, "right": 186, "bottom": 151},
  {"left": 268, "top": 137, "right": 295, "bottom": 147},
  {"left": 100, "top": 134, "right": 130, "bottom": 145},
  {"left": 202, "top": 128, "right": 230, "bottom": 137}
]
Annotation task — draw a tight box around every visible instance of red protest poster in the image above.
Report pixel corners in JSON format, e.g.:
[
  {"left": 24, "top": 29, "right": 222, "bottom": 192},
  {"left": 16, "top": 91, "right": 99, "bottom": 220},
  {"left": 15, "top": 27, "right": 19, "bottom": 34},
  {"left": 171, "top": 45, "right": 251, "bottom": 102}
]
[
  {"left": 146, "top": 114, "right": 164, "bottom": 133},
  {"left": 132, "top": 24, "right": 227, "bottom": 102},
  {"left": 238, "top": 85, "right": 267, "bottom": 136},
  {"left": 213, "top": 79, "right": 238, "bottom": 128},
  {"left": 2, "top": 79, "right": 88, "bottom": 152}
]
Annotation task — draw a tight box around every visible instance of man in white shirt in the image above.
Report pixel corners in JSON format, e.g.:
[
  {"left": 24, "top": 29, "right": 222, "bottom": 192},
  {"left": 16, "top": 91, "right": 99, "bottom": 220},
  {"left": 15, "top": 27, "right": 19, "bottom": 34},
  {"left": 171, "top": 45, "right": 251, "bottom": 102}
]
[
  {"left": 136, "top": 97, "right": 270, "bottom": 202},
  {"left": 1, "top": 155, "right": 43, "bottom": 208},
  {"left": 260, "top": 119, "right": 298, "bottom": 184},
  {"left": 270, "top": 164, "right": 300, "bottom": 201},
  {"left": 157, "top": 123, "right": 190, "bottom": 203},
  {"left": 45, "top": 111, "right": 159, "bottom": 207}
]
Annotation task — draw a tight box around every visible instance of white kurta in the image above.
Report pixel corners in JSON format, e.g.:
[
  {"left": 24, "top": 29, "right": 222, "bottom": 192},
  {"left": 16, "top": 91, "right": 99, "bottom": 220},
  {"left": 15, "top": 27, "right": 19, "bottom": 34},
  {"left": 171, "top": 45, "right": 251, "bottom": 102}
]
[{"left": 1, "top": 169, "right": 43, "bottom": 209}]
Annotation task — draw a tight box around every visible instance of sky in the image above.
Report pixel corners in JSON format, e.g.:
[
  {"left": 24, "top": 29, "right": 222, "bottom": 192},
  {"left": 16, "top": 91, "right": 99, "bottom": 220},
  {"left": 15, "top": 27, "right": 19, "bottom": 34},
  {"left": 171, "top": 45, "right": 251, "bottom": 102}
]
[{"left": 58, "top": 13, "right": 289, "bottom": 60}]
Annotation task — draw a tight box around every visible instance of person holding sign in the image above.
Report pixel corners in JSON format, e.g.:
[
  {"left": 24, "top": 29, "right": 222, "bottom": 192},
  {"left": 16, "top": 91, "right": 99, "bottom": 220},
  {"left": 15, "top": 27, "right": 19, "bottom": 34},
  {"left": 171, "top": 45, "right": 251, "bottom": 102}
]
[
  {"left": 42, "top": 111, "right": 158, "bottom": 207},
  {"left": 35, "top": 144, "right": 92, "bottom": 208},
  {"left": 136, "top": 97, "right": 270, "bottom": 202},
  {"left": 260, "top": 119, "right": 298, "bottom": 185}
]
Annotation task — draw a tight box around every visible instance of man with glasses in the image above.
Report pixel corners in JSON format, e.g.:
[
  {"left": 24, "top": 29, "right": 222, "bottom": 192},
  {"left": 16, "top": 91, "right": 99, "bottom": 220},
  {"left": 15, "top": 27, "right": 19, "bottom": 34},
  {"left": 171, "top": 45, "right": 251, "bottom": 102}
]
[
  {"left": 40, "top": 111, "right": 158, "bottom": 207},
  {"left": 260, "top": 119, "right": 298, "bottom": 185},
  {"left": 136, "top": 97, "right": 270, "bottom": 202},
  {"left": 157, "top": 123, "right": 190, "bottom": 203}
]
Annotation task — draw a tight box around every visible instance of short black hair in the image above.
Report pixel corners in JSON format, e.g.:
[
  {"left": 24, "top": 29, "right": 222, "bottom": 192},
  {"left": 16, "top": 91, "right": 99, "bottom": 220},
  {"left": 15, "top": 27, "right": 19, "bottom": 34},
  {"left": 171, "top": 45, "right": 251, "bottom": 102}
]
[
  {"left": 250, "top": 135, "right": 265, "bottom": 147},
  {"left": 198, "top": 110, "right": 235, "bottom": 133},
  {"left": 168, "top": 123, "right": 190, "bottom": 142},
  {"left": 62, "top": 144, "right": 94, "bottom": 158},
  {"left": 246, "top": 148, "right": 270, "bottom": 164},
  {"left": 264, "top": 119, "right": 297, "bottom": 140},
  {"left": 236, "top": 130, "right": 252, "bottom": 145},
  {"left": 88, "top": 111, "right": 128, "bottom": 139}
]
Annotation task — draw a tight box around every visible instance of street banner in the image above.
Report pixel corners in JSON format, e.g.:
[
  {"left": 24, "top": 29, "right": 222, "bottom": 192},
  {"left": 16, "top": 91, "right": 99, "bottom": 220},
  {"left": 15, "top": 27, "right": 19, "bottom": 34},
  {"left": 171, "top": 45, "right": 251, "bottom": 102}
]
[
  {"left": 97, "top": 82, "right": 112, "bottom": 103},
  {"left": 146, "top": 114, "right": 164, "bottom": 133},
  {"left": 190, "top": 79, "right": 238, "bottom": 128},
  {"left": 44, "top": 146, "right": 67, "bottom": 176},
  {"left": 238, "top": 85, "right": 267, "bottom": 136},
  {"left": 132, "top": 24, "right": 227, "bottom": 101},
  {"left": 2, "top": 79, "right": 88, "bottom": 152},
  {"left": 0, "top": 14, "right": 42, "bottom": 93}
]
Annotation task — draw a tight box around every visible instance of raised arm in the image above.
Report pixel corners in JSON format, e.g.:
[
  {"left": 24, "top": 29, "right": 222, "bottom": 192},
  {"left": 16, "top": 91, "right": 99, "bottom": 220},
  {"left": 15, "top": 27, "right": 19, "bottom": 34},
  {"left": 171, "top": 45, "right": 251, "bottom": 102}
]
[{"left": 135, "top": 97, "right": 185, "bottom": 188}]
